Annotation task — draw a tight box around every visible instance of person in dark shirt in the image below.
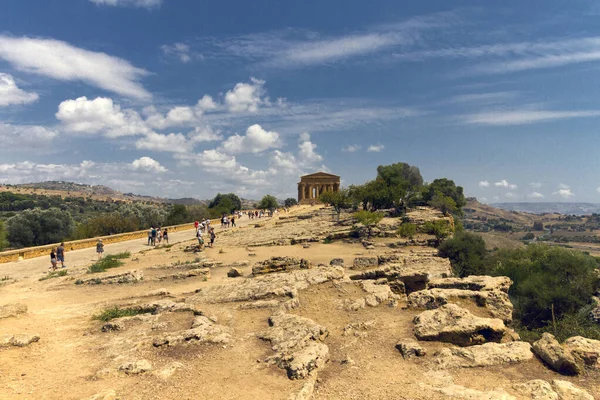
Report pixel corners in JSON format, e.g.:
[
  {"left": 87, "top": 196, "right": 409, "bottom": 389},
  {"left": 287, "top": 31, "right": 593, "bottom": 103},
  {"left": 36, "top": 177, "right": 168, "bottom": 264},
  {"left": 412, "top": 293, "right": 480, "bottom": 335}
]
[
  {"left": 56, "top": 242, "right": 66, "bottom": 268},
  {"left": 162, "top": 228, "right": 169, "bottom": 244},
  {"left": 50, "top": 248, "right": 58, "bottom": 271}
]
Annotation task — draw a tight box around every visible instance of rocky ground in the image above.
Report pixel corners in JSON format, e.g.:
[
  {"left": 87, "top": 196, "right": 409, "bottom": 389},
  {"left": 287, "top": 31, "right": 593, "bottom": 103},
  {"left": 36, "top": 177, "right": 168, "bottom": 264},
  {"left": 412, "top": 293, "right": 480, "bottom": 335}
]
[{"left": 0, "top": 205, "right": 599, "bottom": 399}]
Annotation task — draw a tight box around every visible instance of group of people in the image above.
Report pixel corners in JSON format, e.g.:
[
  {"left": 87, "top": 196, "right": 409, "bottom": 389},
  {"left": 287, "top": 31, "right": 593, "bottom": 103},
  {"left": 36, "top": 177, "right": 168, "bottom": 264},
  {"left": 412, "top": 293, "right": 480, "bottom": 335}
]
[
  {"left": 195, "top": 219, "right": 216, "bottom": 248},
  {"left": 147, "top": 226, "right": 169, "bottom": 246},
  {"left": 49, "top": 242, "right": 66, "bottom": 271}
]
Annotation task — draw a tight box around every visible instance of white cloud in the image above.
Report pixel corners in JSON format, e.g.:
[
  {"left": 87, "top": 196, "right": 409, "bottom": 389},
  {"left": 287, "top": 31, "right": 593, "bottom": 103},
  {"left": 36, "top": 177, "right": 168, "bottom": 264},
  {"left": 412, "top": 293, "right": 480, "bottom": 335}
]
[
  {"left": 196, "top": 95, "right": 217, "bottom": 111},
  {"left": 188, "top": 126, "right": 223, "bottom": 143},
  {"left": 135, "top": 132, "right": 188, "bottom": 153},
  {"left": 553, "top": 188, "right": 575, "bottom": 199},
  {"left": 298, "top": 132, "right": 323, "bottom": 163},
  {"left": 131, "top": 156, "right": 167, "bottom": 173},
  {"left": 56, "top": 96, "right": 148, "bottom": 137},
  {"left": 0, "top": 123, "right": 57, "bottom": 148},
  {"left": 342, "top": 144, "right": 361, "bottom": 152},
  {"left": 0, "top": 36, "right": 151, "bottom": 100},
  {"left": 224, "top": 77, "right": 269, "bottom": 112},
  {"left": 528, "top": 192, "right": 544, "bottom": 199},
  {"left": 462, "top": 109, "right": 600, "bottom": 126},
  {"left": 89, "top": 0, "right": 162, "bottom": 9},
  {"left": 161, "top": 42, "right": 194, "bottom": 63},
  {"left": 529, "top": 182, "right": 542, "bottom": 189},
  {"left": 221, "top": 124, "right": 280, "bottom": 154},
  {"left": 478, "top": 180, "right": 490, "bottom": 188},
  {"left": 144, "top": 105, "right": 196, "bottom": 130},
  {"left": 0, "top": 73, "right": 39, "bottom": 106},
  {"left": 494, "top": 179, "right": 517, "bottom": 190},
  {"left": 367, "top": 144, "right": 385, "bottom": 152},
  {"left": 448, "top": 91, "right": 518, "bottom": 104},
  {"left": 558, "top": 183, "right": 570, "bottom": 190}
]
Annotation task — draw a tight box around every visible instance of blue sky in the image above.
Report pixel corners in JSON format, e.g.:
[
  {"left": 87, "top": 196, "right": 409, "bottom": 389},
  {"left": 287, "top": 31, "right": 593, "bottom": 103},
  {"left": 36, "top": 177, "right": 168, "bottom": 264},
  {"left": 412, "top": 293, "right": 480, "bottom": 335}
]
[{"left": 1, "top": 0, "right": 600, "bottom": 202}]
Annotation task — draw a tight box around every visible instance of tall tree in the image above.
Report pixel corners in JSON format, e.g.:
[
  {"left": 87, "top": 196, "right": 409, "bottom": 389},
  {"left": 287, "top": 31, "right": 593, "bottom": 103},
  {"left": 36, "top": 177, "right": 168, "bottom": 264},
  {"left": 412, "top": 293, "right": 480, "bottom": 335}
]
[{"left": 258, "top": 195, "right": 278, "bottom": 210}]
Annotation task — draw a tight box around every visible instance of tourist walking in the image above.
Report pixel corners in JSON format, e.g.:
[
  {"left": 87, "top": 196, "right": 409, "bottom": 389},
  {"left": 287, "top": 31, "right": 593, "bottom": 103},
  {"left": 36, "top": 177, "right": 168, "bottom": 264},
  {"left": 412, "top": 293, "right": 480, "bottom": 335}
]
[
  {"left": 209, "top": 227, "right": 216, "bottom": 247},
  {"left": 197, "top": 225, "right": 204, "bottom": 248},
  {"left": 147, "top": 227, "right": 152, "bottom": 245},
  {"left": 151, "top": 226, "right": 157, "bottom": 246},
  {"left": 157, "top": 226, "right": 162, "bottom": 244},
  {"left": 96, "top": 239, "right": 104, "bottom": 259},
  {"left": 50, "top": 248, "right": 58, "bottom": 271},
  {"left": 162, "top": 228, "right": 169, "bottom": 244},
  {"left": 231, "top": 215, "right": 236, "bottom": 227},
  {"left": 57, "top": 242, "right": 66, "bottom": 268}
]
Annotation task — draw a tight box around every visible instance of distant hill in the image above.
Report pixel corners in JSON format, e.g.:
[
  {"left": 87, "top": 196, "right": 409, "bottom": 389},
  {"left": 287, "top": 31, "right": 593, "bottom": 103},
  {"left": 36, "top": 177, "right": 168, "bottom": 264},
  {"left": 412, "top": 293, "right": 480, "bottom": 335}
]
[{"left": 491, "top": 202, "right": 600, "bottom": 216}]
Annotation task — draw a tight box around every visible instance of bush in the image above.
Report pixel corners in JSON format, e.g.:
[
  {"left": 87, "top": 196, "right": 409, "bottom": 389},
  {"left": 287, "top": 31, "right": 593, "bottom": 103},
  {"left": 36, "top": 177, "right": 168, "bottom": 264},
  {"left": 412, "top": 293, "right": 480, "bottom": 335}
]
[
  {"left": 521, "top": 232, "right": 535, "bottom": 240},
  {"left": 438, "top": 232, "right": 489, "bottom": 277},
  {"left": 39, "top": 269, "right": 68, "bottom": 281},
  {"left": 7, "top": 208, "right": 74, "bottom": 248},
  {"left": 92, "top": 305, "right": 158, "bottom": 322},
  {"left": 208, "top": 193, "right": 241, "bottom": 215},
  {"left": 397, "top": 223, "right": 417, "bottom": 239},
  {"left": 493, "top": 245, "right": 600, "bottom": 329},
  {"left": 0, "top": 220, "right": 8, "bottom": 251},
  {"left": 515, "top": 305, "right": 600, "bottom": 343},
  {"left": 284, "top": 198, "right": 298, "bottom": 208},
  {"left": 165, "top": 204, "right": 191, "bottom": 226},
  {"left": 422, "top": 220, "right": 452, "bottom": 245},
  {"left": 87, "top": 252, "right": 130, "bottom": 273}
]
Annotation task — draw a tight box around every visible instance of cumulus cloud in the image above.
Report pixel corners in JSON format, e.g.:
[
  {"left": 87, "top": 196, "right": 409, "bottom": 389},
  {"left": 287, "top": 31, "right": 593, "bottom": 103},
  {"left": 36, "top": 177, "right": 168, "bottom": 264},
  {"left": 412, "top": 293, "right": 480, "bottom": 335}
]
[
  {"left": 527, "top": 192, "right": 544, "bottom": 199},
  {"left": 224, "top": 77, "right": 269, "bottom": 112},
  {"left": 553, "top": 188, "right": 575, "bottom": 199},
  {"left": 131, "top": 156, "right": 167, "bottom": 173},
  {"left": 135, "top": 132, "right": 188, "bottom": 153},
  {"left": 188, "top": 126, "right": 223, "bottom": 143},
  {"left": 0, "top": 123, "right": 58, "bottom": 148},
  {"left": 0, "top": 36, "right": 150, "bottom": 100},
  {"left": 558, "top": 183, "right": 570, "bottom": 190},
  {"left": 221, "top": 124, "right": 280, "bottom": 154},
  {"left": 367, "top": 144, "right": 385, "bottom": 152},
  {"left": 0, "top": 73, "right": 39, "bottom": 106},
  {"left": 478, "top": 180, "right": 490, "bottom": 188},
  {"left": 342, "top": 144, "right": 361, "bottom": 152},
  {"left": 56, "top": 96, "right": 148, "bottom": 137},
  {"left": 144, "top": 105, "right": 197, "bottom": 130},
  {"left": 494, "top": 179, "right": 517, "bottom": 190},
  {"left": 89, "top": 0, "right": 162, "bottom": 9},
  {"left": 298, "top": 132, "right": 323, "bottom": 163}
]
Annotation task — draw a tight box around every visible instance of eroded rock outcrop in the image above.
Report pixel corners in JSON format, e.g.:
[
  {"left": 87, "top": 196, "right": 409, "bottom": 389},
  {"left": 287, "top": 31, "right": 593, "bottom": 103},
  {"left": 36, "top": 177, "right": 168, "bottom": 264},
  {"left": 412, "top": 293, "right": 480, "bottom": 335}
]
[
  {"left": 77, "top": 270, "right": 143, "bottom": 285},
  {"left": 0, "top": 303, "right": 27, "bottom": 319},
  {"left": 532, "top": 333, "right": 583, "bottom": 375},
  {"left": 0, "top": 333, "right": 40, "bottom": 347},
  {"left": 252, "top": 256, "right": 311, "bottom": 275},
  {"left": 396, "top": 338, "right": 426, "bottom": 359},
  {"left": 563, "top": 336, "right": 600, "bottom": 369},
  {"left": 428, "top": 276, "right": 512, "bottom": 293},
  {"left": 118, "top": 359, "right": 153, "bottom": 374},
  {"left": 513, "top": 380, "right": 558, "bottom": 400},
  {"left": 552, "top": 380, "right": 594, "bottom": 400},
  {"left": 433, "top": 342, "right": 533, "bottom": 368},
  {"left": 258, "top": 313, "right": 329, "bottom": 379},
  {"left": 153, "top": 316, "right": 232, "bottom": 347},
  {"left": 413, "top": 304, "right": 507, "bottom": 346}
]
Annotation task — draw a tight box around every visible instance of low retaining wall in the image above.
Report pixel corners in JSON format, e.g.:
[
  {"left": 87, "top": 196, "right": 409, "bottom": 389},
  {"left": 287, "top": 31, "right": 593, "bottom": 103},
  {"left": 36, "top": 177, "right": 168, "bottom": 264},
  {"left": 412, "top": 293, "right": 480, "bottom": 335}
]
[{"left": 0, "top": 222, "right": 197, "bottom": 264}]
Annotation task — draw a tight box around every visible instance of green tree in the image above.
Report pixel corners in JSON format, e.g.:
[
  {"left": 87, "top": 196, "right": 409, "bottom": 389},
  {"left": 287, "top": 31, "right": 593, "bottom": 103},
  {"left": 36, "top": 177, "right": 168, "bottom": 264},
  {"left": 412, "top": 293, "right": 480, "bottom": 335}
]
[
  {"left": 188, "top": 205, "right": 210, "bottom": 222},
  {"left": 533, "top": 221, "right": 544, "bottom": 231},
  {"left": 397, "top": 223, "right": 417, "bottom": 240},
  {"left": 208, "top": 193, "right": 242, "bottom": 214},
  {"left": 0, "top": 220, "right": 9, "bottom": 250},
  {"left": 165, "top": 204, "right": 191, "bottom": 225},
  {"left": 422, "top": 219, "right": 453, "bottom": 246},
  {"left": 423, "top": 179, "right": 466, "bottom": 215},
  {"left": 7, "top": 208, "right": 74, "bottom": 247},
  {"left": 258, "top": 195, "right": 278, "bottom": 210},
  {"left": 73, "top": 214, "right": 139, "bottom": 239},
  {"left": 438, "top": 232, "right": 488, "bottom": 277},
  {"left": 284, "top": 198, "right": 298, "bottom": 208},
  {"left": 428, "top": 191, "right": 458, "bottom": 216},
  {"left": 320, "top": 188, "right": 350, "bottom": 220},
  {"left": 354, "top": 210, "right": 384, "bottom": 237},
  {"left": 492, "top": 245, "right": 600, "bottom": 329}
]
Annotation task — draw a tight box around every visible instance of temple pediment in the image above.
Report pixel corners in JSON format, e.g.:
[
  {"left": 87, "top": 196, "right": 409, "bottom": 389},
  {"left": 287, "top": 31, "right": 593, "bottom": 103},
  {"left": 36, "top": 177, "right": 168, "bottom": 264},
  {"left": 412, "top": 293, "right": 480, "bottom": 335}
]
[{"left": 300, "top": 172, "right": 340, "bottom": 180}]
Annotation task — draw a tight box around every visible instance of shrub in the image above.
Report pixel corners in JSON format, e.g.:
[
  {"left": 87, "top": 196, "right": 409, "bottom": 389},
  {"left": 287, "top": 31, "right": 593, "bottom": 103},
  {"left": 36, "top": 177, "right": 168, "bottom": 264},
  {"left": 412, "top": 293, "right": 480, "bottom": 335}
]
[
  {"left": 438, "top": 232, "right": 489, "bottom": 277},
  {"left": 39, "top": 269, "right": 68, "bottom": 281},
  {"left": 92, "top": 305, "right": 157, "bottom": 322},
  {"left": 354, "top": 210, "right": 384, "bottom": 237},
  {"left": 284, "top": 198, "right": 298, "bottom": 207},
  {"left": 87, "top": 252, "right": 130, "bottom": 273},
  {"left": 7, "top": 208, "right": 74, "bottom": 248},
  {"left": 521, "top": 232, "right": 535, "bottom": 240},
  {"left": 422, "top": 220, "right": 452, "bottom": 245},
  {"left": 397, "top": 223, "right": 417, "bottom": 239}
]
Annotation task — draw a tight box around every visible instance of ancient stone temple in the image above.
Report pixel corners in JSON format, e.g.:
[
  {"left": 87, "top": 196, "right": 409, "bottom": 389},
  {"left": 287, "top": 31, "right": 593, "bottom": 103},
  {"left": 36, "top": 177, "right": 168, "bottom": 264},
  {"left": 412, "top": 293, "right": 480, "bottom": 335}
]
[{"left": 297, "top": 172, "right": 341, "bottom": 204}]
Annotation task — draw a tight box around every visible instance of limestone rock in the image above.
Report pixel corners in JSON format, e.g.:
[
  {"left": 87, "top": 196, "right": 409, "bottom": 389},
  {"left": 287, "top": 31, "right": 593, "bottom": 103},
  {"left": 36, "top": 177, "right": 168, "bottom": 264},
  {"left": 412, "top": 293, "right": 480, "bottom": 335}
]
[
  {"left": 87, "top": 389, "right": 118, "bottom": 400},
  {"left": 259, "top": 313, "right": 329, "bottom": 379},
  {"left": 227, "top": 268, "right": 243, "bottom": 278},
  {"left": 79, "top": 270, "right": 143, "bottom": 285},
  {"left": 407, "top": 288, "right": 513, "bottom": 323},
  {"left": 434, "top": 342, "right": 533, "bottom": 368},
  {"left": 183, "top": 244, "right": 202, "bottom": 252},
  {"left": 563, "top": 336, "right": 600, "bottom": 369},
  {"left": 153, "top": 362, "right": 185, "bottom": 380},
  {"left": 289, "top": 375, "right": 317, "bottom": 400},
  {"left": 513, "top": 380, "right": 558, "bottom": 400},
  {"left": 532, "top": 333, "right": 583, "bottom": 375},
  {"left": 428, "top": 276, "right": 512, "bottom": 293},
  {"left": 551, "top": 380, "right": 594, "bottom": 400},
  {"left": 0, "top": 333, "right": 40, "bottom": 347},
  {"left": 413, "top": 304, "right": 507, "bottom": 346},
  {"left": 143, "top": 288, "right": 170, "bottom": 297},
  {"left": 153, "top": 316, "right": 232, "bottom": 347},
  {"left": 396, "top": 339, "right": 426, "bottom": 359},
  {"left": 0, "top": 303, "right": 27, "bottom": 319},
  {"left": 429, "top": 384, "right": 516, "bottom": 400},
  {"left": 118, "top": 359, "right": 152, "bottom": 374},
  {"left": 351, "top": 257, "right": 378, "bottom": 270},
  {"left": 252, "top": 256, "right": 311, "bottom": 275},
  {"left": 160, "top": 268, "right": 210, "bottom": 280},
  {"left": 329, "top": 258, "right": 344, "bottom": 266},
  {"left": 360, "top": 281, "right": 399, "bottom": 307}
]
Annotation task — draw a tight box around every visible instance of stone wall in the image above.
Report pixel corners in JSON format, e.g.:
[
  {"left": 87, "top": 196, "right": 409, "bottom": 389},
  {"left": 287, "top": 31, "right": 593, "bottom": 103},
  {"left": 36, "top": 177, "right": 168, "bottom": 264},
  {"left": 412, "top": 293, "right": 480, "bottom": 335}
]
[{"left": 0, "top": 222, "right": 199, "bottom": 264}]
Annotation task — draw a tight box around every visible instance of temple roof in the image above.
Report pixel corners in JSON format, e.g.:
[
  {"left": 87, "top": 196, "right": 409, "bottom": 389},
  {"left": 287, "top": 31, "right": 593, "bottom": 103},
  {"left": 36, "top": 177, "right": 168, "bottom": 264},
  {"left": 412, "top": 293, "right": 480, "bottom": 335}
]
[{"left": 300, "top": 172, "right": 340, "bottom": 179}]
